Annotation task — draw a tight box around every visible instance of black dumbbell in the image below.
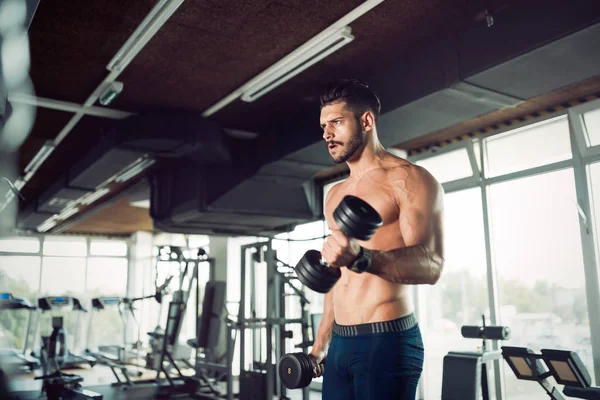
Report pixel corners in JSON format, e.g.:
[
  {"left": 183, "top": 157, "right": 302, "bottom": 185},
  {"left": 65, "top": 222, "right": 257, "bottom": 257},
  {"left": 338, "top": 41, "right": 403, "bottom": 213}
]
[
  {"left": 295, "top": 195, "right": 382, "bottom": 293},
  {"left": 279, "top": 352, "right": 321, "bottom": 389}
]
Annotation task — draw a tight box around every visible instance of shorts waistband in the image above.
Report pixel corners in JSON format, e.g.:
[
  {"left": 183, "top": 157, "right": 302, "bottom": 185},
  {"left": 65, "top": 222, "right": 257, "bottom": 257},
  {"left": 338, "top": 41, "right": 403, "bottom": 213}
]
[{"left": 332, "top": 313, "right": 418, "bottom": 337}]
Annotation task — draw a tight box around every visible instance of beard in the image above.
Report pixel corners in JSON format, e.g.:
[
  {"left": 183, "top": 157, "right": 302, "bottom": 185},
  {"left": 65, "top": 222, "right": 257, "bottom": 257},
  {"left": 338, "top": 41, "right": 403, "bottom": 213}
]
[{"left": 331, "top": 126, "right": 365, "bottom": 164}]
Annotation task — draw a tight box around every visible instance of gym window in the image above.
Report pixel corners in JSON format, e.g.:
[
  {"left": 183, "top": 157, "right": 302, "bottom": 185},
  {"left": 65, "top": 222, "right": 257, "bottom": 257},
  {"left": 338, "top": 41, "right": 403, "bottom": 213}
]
[
  {"left": 43, "top": 237, "right": 87, "bottom": 257},
  {"left": 414, "top": 147, "right": 474, "bottom": 184},
  {"left": 0, "top": 237, "right": 40, "bottom": 253},
  {"left": 482, "top": 115, "right": 572, "bottom": 178},
  {"left": 89, "top": 240, "right": 127, "bottom": 256}
]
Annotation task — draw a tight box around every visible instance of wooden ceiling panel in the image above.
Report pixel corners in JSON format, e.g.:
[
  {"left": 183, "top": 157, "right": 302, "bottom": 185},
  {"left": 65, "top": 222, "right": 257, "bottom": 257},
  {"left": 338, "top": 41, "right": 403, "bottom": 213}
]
[
  {"left": 28, "top": 1, "right": 156, "bottom": 102},
  {"left": 64, "top": 196, "right": 153, "bottom": 235}
]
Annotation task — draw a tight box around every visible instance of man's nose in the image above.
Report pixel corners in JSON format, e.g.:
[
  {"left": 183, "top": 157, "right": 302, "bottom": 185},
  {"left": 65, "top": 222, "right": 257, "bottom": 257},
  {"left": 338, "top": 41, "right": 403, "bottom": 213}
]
[{"left": 323, "top": 126, "right": 334, "bottom": 141}]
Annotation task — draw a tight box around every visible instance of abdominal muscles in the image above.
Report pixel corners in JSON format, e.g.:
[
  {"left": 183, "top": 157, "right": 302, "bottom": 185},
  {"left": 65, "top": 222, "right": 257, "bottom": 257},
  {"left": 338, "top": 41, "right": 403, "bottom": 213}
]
[{"left": 332, "top": 271, "right": 413, "bottom": 325}]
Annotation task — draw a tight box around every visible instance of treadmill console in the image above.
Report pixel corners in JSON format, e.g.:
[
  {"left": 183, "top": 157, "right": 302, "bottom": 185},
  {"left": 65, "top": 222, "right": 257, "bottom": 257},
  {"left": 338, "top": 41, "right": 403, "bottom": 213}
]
[{"left": 91, "top": 297, "right": 122, "bottom": 310}]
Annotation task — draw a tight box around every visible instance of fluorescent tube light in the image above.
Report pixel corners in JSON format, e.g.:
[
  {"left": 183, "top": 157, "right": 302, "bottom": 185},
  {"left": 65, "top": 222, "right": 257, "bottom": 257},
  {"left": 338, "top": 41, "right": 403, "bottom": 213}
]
[
  {"left": 114, "top": 158, "right": 156, "bottom": 183},
  {"left": 106, "top": 0, "right": 184, "bottom": 72},
  {"left": 241, "top": 26, "right": 354, "bottom": 102},
  {"left": 24, "top": 140, "right": 55, "bottom": 174},
  {"left": 81, "top": 188, "right": 111, "bottom": 206},
  {"left": 37, "top": 219, "right": 57, "bottom": 233},
  {"left": 57, "top": 207, "right": 79, "bottom": 220}
]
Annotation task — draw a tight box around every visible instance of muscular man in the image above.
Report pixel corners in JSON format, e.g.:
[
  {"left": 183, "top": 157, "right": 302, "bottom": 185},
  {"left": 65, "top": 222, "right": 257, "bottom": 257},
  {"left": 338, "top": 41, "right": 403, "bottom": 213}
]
[{"left": 310, "top": 79, "right": 445, "bottom": 399}]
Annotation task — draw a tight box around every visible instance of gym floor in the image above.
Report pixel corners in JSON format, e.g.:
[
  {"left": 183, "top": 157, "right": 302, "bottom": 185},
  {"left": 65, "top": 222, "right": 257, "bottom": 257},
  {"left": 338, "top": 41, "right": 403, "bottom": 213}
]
[{"left": 5, "top": 365, "right": 323, "bottom": 400}]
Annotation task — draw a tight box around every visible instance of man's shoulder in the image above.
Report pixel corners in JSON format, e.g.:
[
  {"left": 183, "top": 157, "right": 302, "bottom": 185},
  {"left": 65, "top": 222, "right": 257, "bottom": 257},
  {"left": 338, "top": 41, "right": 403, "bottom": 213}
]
[{"left": 381, "top": 155, "right": 441, "bottom": 193}]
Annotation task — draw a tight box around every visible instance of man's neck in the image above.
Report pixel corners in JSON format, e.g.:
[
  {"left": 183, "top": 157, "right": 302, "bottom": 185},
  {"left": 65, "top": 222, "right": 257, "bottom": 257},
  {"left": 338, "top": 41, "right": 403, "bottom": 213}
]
[{"left": 346, "top": 139, "right": 386, "bottom": 178}]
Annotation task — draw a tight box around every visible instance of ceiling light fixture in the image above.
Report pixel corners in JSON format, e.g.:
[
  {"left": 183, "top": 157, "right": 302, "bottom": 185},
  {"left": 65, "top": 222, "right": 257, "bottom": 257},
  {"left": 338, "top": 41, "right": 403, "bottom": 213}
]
[
  {"left": 98, "top": 81, "right": 124, "bottom": 106},
  {"left": 202, "top": 0, "right": 385, "bottom": 117},
  {"left": 37, "top": 219, "right": 57, "bottom": 233},
  {"left": 240, "top": 26, "right": 354, "bottom": 103},
  {"left": 114, "top": 158, "right": 156, "bottom": 183},
  {"left": 106, "top": 0, "right": 184, "bottom": 72},
  {"left": 24, "top": 140, "right": 54, "bottom": 174},
  {"left": 81, "top": 188, "right": 111, "bottom": 206}
]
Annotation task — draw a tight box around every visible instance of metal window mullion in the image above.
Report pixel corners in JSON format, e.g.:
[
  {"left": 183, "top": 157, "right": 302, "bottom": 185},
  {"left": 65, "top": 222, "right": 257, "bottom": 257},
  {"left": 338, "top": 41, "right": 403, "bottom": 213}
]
[
  {"left": 484, "top": 158, "right": 573, "bottom": 186},
  {"left": 569, "top": 117, "right": 600, "bottom": 384},
  {"left": 441, "top": 176, "right": 479, "bottom": 194},
  {"left": 584, "top": 153, "right": 600, "bottom": 165},
  {"left": 475, "top": 136, "right": 505, "bottom": 399},
  {"left": 480, "top": 178, "right": 505, "bottom": 400}
]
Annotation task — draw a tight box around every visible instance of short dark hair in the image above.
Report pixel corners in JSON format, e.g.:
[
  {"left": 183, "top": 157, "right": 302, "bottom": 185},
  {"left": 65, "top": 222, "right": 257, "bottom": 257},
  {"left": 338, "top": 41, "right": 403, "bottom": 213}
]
[{"left": 319, "top": 79, "right": 381, "bottom": 120}]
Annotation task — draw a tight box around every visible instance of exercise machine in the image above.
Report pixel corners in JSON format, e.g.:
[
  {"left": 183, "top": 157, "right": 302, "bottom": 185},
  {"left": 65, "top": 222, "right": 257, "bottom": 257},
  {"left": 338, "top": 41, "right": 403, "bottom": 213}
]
[
  {"left": 0, "top": 293, "right": 40, "bottom": 372},
  {"left": 35, "top": 316, "right": 103, "bottom": 400},
  {"left": 85, "top": 296, "right": 144, "bottom": 387},
  {"left": 34, "top": 296, "right": 97, "bottom": 369},
  {"left": 155, "top": 279, "right": 230, "bottom": 399},
  {"left": 502, "top": 346, "right": 600, "bottom": 399},
  {"left": 441, "top": 316, "right": 511, "bottom": 400},
  {"left": 238, "top": 240, "right": 312, "bottom": 400}
]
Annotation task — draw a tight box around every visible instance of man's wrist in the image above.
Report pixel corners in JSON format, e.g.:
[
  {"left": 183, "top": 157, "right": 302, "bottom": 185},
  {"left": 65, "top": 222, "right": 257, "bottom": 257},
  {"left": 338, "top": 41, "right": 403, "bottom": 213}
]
[{"left": 348, "top": 247, "right": 372, "bottom": 273}]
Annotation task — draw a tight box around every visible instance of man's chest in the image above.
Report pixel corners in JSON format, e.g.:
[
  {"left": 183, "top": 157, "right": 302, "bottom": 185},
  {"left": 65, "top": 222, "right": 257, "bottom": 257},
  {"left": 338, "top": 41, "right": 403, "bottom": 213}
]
[{"left": 325, "top": 183, "right": 400, "bottom": 230}]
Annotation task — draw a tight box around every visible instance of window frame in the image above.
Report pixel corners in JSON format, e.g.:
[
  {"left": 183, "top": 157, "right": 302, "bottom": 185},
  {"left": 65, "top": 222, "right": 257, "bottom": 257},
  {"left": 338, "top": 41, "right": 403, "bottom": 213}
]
[
  {"left": 569, "top": 98, "right": 600, "bottom": 159},
  {"left": 405, "top": 106, "right": 600, "bottom": 396}
]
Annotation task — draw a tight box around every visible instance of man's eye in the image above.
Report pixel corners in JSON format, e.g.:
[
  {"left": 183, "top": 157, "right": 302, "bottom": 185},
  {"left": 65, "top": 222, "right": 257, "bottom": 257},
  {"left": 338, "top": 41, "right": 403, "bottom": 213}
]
[{"left": 334, "top": 120, "right": 341, "bottom": 125}]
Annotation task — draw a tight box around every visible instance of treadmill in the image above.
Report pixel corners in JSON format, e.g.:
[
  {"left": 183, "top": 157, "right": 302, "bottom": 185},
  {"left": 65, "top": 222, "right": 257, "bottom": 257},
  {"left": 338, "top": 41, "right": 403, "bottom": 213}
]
[
  {"left": 35, "top": 296, "right": 96, "bottom": 369},
  {"left": 0, "top": 292, "right": 41, "bottom": 372}
]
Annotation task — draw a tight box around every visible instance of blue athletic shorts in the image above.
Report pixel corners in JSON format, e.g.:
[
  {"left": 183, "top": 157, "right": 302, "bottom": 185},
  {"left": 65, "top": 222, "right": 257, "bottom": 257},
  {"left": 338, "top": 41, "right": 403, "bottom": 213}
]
[{"left": 322, "top": 313, "right": 424, "bottom": 400}]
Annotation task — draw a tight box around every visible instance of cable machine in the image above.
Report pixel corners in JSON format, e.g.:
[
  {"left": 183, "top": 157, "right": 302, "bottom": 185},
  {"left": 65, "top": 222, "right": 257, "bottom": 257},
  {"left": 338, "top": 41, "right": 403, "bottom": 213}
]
[{"left": 237, "top": 240, "right": 311, "bottom": 400}]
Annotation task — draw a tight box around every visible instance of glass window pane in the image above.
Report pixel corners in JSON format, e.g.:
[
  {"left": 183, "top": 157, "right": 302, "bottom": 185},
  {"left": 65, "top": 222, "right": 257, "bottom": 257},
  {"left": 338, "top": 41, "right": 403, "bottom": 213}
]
[
  {"left": 86, "top": 258, "right": 128, "bottom": 295},
  {"left": 583, "top": 108, "right": 600, "bottom": 147},
  {"left": 0, "top": 237, "right": 40, "bottom": 253},
  {"left": 590, "top": 162, "right": 600, "bottom": 270},
  {"left": 488, "top": 169, "right": 594, "bottom": 397},
  {"left": 90, "top": 240, "right": 127, "bottom": 256},
  {"left": 484, "top": 117, "right": 571, "bottom": 178},
  {"left": 43, "top": 237, "right": 87, "bottom": 257},
  {"left": 322, "top": 179, "right": 344, "bottom": 212},
  {"left": 38, "top": 257, "right": 87, "bottom": 352},
  {"left": 86, "top": 258, "right": 128, "bottom": 349},
  {"left": 0, "top": 256, "right": 41, "bottom": 350},
  {"left": 415, "top": 148, "right": 473, "bottom": 184},
  {"left": 40, "top": 256, "right": 87, "bottom": 295},
  {"left": 187, "top": 235, "right": 209, "bottom": 248},
  {"left": 422, "top": 188, "right": 489, "bottom": 398}
]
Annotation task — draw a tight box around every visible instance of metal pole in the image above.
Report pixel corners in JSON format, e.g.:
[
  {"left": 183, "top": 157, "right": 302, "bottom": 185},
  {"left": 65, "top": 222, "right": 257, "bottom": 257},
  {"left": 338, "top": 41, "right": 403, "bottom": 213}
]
[
  {"left": 240, "top": 245, "right": 247, "bottom": 375},
  {"left": 265, "top": 241, "right": 276, "bottom": 399},
  {"left": 227, "top": 323, "right": 233, "bottom": 400},
  {"left": 478, "top": 139, "right": 505, "bottom": 400}
]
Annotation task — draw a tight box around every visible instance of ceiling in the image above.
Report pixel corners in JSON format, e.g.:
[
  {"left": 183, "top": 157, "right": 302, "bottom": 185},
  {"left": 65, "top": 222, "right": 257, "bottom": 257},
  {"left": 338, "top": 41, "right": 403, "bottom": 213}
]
[{"left": 3, "top": 0, "right": 600, "bottom": 237}]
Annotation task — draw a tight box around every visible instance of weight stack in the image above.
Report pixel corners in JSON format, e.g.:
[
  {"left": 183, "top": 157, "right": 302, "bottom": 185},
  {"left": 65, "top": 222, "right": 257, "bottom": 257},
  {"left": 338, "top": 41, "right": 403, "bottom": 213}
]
[{"left": 239, "top": 370, "right": 268, "bottom": 400}]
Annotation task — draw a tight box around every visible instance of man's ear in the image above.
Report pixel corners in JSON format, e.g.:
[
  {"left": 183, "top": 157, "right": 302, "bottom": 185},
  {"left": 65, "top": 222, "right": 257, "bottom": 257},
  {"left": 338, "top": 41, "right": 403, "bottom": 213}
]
[{"left": 361, "top": 111, "right": 375, "bottom": 131}]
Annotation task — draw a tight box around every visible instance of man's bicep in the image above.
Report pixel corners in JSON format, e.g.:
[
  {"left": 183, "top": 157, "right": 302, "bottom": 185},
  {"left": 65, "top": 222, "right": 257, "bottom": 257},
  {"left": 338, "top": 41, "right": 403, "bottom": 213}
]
[{"left": 397, "top": 168, "right": 442, "bottom": 247}]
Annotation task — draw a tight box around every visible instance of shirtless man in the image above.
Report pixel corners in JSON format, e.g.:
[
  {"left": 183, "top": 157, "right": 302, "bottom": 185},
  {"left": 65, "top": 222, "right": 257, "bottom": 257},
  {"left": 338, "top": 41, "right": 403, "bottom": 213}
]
[{"left": 310, "top": 79, "right": 445, "bottom": 399}]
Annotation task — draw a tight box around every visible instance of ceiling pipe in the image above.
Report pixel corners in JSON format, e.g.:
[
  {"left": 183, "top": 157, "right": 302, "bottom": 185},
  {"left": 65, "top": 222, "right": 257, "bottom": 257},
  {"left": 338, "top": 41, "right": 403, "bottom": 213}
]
[{"left": 1, "top": 0, "right": 185, "bottom": 208}]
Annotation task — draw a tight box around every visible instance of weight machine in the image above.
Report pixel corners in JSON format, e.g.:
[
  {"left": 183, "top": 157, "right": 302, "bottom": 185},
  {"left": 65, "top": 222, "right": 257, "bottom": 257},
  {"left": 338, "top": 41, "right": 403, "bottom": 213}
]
[
  {"left": 35, "top": 316, "right": 103, "bottom": 400},
  {"left": 237, "top": 240, "right": 311, "bottom": 400},
  {"left": 441, "top": 316, "right": 511, "bottom": 400},
  {"left": 502, "top": 346, "right": 600, "bottom": 399}
]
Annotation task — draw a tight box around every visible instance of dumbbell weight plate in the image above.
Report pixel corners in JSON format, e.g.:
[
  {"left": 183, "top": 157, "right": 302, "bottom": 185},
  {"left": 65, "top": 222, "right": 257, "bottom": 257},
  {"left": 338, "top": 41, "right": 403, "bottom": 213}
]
[
  {"left": 279, "top": 353, "right": 314, "bottom": 389},
  {"left": 333, "top": 195, "right": 382, "bottom": 241},
  {"left": 295, "top": 250, "right": 340, "bottom": 293}
]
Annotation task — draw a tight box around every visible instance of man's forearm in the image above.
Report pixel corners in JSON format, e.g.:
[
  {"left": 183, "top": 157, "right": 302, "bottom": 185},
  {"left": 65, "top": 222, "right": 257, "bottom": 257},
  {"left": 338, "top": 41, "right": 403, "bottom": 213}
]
[
  {"left": 368, "top": 244, "right": 443, "bottom": 285},
  {"left": 311, "top": 291, "right": 334, "bottom": 359}
]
